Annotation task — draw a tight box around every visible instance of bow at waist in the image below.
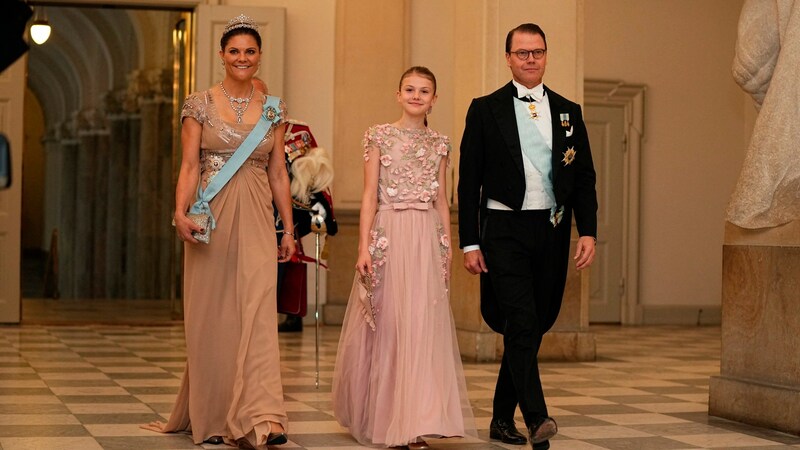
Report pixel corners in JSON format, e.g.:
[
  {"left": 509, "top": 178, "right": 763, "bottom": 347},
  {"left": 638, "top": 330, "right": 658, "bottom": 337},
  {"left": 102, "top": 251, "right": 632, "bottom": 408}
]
[{"left": 378, "top": 202, "right": 431, "bottom": 211}]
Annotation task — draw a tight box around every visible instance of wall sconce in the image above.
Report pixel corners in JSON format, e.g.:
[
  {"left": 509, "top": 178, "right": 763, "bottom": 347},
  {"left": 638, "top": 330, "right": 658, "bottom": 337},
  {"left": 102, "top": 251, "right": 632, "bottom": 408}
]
[{"left": 30, "top": 7, "right": 51, "bottom": 45}]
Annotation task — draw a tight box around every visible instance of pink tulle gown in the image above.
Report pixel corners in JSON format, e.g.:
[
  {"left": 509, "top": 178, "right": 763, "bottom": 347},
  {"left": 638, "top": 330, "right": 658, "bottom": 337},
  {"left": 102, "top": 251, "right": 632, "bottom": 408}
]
[{"left": 332, "top": 124, "right": 476, "bottom": 448}]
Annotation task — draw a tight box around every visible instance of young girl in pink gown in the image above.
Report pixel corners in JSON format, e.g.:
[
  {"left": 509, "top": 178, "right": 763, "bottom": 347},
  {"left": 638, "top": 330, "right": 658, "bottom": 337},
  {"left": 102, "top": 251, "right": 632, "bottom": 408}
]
[{"left": 332, "top": 67, "right": 476, "bottom": 449}]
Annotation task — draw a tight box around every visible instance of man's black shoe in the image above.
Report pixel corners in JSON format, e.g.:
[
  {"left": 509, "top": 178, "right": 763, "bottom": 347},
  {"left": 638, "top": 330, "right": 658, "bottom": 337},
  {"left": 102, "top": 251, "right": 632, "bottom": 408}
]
[
  {"left": 489, "top": 418, "right": 527, "bottom": 445},
  {"left": 528, "top": 417, "right": 558, "bottom": 444}
]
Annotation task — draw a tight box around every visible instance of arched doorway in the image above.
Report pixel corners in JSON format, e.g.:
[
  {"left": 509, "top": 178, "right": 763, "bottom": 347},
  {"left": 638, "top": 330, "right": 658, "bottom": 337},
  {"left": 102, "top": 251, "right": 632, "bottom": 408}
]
[{"left": 21, "top": 5, "right": 190, "bottom": 323}]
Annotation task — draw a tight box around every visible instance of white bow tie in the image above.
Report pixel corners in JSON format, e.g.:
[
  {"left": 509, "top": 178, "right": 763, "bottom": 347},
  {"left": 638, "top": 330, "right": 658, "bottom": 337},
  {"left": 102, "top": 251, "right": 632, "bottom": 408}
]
[{"left": 517, "top": 87, "right": 543, "bottom": 102}]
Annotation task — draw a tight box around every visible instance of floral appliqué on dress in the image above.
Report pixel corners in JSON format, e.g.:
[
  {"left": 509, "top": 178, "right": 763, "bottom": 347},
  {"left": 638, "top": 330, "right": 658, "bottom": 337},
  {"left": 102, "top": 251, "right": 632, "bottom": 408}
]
[
  {"left": 362, "top": 126, "right": 451, "bottom": 205},
  {"left": 367, "top": 227, "right": 388, "bottom": 299},
  {"left": 436, "top": 224, "right": 450, "bottom": 303}
]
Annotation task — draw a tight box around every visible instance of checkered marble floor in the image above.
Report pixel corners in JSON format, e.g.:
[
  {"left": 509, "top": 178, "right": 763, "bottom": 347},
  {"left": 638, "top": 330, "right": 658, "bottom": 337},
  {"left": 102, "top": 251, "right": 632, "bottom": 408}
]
[{"left": 1, "top": 324, "right": 798, "bottom": 450}]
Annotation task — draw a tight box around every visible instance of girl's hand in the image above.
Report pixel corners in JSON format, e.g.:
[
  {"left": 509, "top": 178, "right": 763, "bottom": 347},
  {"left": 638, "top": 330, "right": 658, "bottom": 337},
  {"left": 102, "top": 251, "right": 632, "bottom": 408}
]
[{"left": 355, "top": 250, "right": 373, "bottom": 277}]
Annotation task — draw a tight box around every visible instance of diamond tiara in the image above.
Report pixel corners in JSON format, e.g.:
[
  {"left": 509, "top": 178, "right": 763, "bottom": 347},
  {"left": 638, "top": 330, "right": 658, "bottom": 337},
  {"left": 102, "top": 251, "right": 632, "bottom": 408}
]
[{"left": 224, "top": 14, "right": 259, "bottom": 34}]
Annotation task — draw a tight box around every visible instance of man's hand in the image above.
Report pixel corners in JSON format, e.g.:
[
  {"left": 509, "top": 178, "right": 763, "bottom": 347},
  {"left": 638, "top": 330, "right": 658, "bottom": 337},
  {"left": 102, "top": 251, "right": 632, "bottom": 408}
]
[
  {"left": 574, "top": 236, "right": 596, "bottom": 271},
  {"left": 463, "top": 249, "right": 488, "bottom": 275}
]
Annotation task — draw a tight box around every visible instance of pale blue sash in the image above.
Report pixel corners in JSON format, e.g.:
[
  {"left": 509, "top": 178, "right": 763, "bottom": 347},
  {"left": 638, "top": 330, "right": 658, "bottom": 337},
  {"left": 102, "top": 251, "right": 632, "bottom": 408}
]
[
  {"left": 514, "top": 99, "right": 565, "bottom": 225},
  {"left": 514, "top": 100, "right": 555, "bottom": 206},
  {"left": 189, "top": 95, "right": 282, "bottom": 229}
]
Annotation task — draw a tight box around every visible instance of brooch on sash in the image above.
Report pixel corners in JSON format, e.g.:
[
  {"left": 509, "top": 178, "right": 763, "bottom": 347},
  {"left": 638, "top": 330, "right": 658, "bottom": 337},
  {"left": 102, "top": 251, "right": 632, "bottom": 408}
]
[{"left": 264, "top": 106, "right": 278, "bottom": 121}]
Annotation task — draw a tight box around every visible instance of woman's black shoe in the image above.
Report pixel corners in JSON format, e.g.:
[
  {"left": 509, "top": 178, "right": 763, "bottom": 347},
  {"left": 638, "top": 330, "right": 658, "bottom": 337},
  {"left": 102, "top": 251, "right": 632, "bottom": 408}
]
[
  {"left": 203, "top": 435, "right": 224, "bottom": 445},
  {"left": 489, "top": 418, "right": 527, "bottom": 445},
  {"left": 267, "top": 432, "right": 288, "bottom": 445}
]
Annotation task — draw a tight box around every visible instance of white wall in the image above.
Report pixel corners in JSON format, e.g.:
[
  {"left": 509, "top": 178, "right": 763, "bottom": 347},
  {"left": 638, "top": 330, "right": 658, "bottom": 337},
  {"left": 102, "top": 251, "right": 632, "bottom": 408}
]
[
  {"left": 225, "top": 0, "right": 335, "bottom": 314},
  {"left": 226, "top": 0, "right": 335, "bottom": 154},
  {"left": 585, "top": 0, "right": 748, "bottom": 313},
  {"left": 409, "top": 0, "right": 456, "bottom": 144},
  {"left": 409, "top": 0, "right": 583, "bottom": 204}
]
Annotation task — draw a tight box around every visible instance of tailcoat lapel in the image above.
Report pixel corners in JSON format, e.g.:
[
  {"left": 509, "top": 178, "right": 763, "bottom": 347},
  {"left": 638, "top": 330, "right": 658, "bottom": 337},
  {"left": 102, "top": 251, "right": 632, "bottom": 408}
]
[
  {"left": 546, "top": 85, "right": 565, "bottom": 184},
  {"left": 490, "top": 82, "right": 525, "bottom": 177}
]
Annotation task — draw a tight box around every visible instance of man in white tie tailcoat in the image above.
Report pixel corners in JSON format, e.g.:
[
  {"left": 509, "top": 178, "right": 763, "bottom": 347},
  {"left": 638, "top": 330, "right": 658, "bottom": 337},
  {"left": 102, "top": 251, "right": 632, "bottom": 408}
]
[{"left": 458, "top": 23, "right": 598, "bottom": 450}]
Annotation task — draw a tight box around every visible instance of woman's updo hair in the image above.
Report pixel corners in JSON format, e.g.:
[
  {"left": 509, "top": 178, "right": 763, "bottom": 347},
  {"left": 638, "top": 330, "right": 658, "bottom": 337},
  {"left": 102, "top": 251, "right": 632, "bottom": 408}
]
[{"left": 220, "top": 15, "right": 262, "bottom": 50}]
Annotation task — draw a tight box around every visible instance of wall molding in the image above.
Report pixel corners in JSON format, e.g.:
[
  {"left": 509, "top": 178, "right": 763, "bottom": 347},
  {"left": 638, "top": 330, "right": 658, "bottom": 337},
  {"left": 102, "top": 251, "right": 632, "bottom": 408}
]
[
  {"left": 585, "top": 79, "right": 645, "bottom": 324},
  {"left": 639, "top": 305, "right": 721, "bottom": 325}
]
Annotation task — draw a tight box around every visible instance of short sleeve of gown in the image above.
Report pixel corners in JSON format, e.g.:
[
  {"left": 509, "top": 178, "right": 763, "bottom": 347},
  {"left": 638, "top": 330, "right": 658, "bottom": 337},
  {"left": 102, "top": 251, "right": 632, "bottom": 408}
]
[
  {"left": 278, "top": 98, "right": 288, "bottom": 127},
  {"left": 181, "top": 92, "right": 207, "bottom": 124},
  {"left": 361, "top": 126, "right": 379, "bottom": 162},
  {"left": 436, "top": 134, "right": 452, "bottom": 167}
]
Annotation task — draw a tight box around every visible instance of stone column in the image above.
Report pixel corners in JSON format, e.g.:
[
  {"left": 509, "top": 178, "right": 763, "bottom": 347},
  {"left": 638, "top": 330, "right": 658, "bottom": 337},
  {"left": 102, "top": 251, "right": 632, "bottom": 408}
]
[
  {"left": 41, "top": 130, "right": 61, "bottom": 255},
  {"left": 131, "top": 69, "right": 173, "bottom": 299},
  {"left": 124, "top": 114, "right": 141, "bottom": 298},
  {"left": 105, "top": 113, "right": 130, "bottom": 298},
  {"left": 135, "top": 98, "right": 160, "bottom": 299},
  {"left": 154, "top": 75, "right": 174, "bottom": 300},
  {"left": 105, "top": 90, "right": 130, "bottom": 298},
  {"left": 86, "top": 110, "right": 110, "bottom": 298},
  {"left": 58, "top": 123, "right": 79, "bottom": 299},
  {"left": 40, "top": 130, "right": 62, "bottom": 298},
  {"left": 709, "top": 221, "right": 800, "bottom": 435},
  {"left": 72, "top": 111, "right": 96, "bottom": 299}
]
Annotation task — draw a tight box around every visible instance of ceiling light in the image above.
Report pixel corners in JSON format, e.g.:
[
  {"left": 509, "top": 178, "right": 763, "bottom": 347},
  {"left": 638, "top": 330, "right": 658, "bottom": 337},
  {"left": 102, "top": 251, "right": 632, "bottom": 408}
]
[{"left": 30, "top": 8, "right": 51, "bottom": 45}]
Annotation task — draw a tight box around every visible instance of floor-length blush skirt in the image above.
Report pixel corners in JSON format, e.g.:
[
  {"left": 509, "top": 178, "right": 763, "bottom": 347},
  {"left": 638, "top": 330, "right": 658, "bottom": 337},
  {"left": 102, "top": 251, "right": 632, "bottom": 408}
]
[
  {"left": 332, "top": 207, "right": 476, "bottom": 447},
  {"left": 143, "top": 166, "right": 287, "bottom": 448}
]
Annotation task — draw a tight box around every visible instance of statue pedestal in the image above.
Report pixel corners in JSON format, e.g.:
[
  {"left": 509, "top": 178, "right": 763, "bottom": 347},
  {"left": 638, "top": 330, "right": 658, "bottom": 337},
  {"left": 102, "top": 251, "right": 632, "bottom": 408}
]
[
  {"left": 326, "top": 210, "right": 595, "bottom": 362},
  {"left": 709, "top": 221, "right": 800, "bottom": 435}
]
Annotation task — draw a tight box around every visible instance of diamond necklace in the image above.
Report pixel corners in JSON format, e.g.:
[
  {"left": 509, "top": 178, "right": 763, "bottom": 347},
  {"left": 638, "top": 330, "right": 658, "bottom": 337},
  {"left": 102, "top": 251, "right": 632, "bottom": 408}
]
[{"left": 219, "top": 81, "right": 255, "bottom": 124}]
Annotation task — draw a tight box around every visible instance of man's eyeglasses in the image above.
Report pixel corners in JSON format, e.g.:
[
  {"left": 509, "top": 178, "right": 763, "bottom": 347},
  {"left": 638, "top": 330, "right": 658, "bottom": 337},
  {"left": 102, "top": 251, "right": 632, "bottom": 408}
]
[{"left": 510, "top": 49, "right": 547, "bottom": 60}]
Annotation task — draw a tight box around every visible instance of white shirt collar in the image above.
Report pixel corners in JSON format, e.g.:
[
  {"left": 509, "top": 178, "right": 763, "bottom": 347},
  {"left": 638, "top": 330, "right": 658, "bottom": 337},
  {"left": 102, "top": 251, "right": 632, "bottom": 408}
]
[{"left": 512, "top": 80, "right": 545, "bottom": 101}]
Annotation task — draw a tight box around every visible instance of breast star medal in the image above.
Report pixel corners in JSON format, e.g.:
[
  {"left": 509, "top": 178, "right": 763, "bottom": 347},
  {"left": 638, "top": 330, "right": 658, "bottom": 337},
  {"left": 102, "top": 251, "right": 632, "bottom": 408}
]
[
  {"left": 562, "top": 146, "right": 576, "bottom": 166},
  {"left": 550, "top": 205, "right": 565, "bottom": 227}
]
